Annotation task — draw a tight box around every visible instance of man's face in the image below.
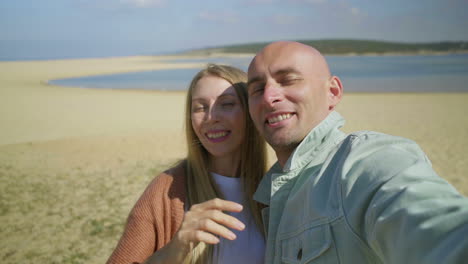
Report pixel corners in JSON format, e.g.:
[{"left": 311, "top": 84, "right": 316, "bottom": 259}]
[{"left": 247, "top": 43, "right": 333, "bottom": 161}]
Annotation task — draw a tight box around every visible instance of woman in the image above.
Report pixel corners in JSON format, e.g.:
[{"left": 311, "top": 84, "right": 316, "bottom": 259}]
[{"left": 107, "top": 64, "right": 267, "bottom": 264}]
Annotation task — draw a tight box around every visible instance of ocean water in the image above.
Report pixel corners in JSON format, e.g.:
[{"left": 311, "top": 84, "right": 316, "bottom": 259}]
[{"left": 49, "top": 54, "right": 468, "bottom": 92}]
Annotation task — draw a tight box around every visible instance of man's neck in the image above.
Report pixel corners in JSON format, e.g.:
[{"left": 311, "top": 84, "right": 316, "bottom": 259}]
[{"left": 276, "top": 149, "right": 294, "bottom": 168}]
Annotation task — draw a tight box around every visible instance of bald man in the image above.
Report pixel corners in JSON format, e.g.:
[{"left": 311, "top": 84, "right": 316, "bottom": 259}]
[{"left": 247, "top": 41, "right": 468, "bottom": 264}]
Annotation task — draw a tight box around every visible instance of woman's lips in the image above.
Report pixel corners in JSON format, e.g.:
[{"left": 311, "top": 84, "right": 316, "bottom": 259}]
[{"left": 206, "top": 130, "right": 230, "bottom": 142}]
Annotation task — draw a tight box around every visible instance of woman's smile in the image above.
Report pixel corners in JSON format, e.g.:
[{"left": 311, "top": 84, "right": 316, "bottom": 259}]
[{"left": 206, "top": 130, "right": 231, "bottom": 142}]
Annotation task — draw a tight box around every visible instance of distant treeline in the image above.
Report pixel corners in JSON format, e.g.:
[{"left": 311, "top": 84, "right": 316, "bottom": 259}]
[{"left": 185, "top": 39, "right": 468, "bottom": 55}]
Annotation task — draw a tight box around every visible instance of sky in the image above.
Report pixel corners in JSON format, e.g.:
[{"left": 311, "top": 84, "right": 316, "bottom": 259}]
[{"left": 1, "top": 0, "right": 467, "bottom": 60}]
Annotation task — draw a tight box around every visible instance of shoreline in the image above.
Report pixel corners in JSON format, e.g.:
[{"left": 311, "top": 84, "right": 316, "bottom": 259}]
[
  {"left": 2, "top": 49, "right": 467, "bottom": 64},
  {"left": 177, "top": 50, "right": 468, "bottom": 58}
]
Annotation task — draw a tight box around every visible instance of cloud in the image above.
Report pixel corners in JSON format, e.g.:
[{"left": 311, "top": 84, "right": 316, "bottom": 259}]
[
  {"left": 270, "top": 14, "right": 300, "bottom": 25},
  {"left": 350, "top": 7, "right": 359, "bottom": 15},
  {"left": 198, "top": 11, "right": 239, "bottom": 24},
  {"left": 120, "top": 0, "right": 166, "bottom": 8},
  {"left": 74, "top": 0, "right": 166, "bottom": 10},
  {"left": 251, "top": 0, "right": 275, "bottom": 3},
  {"left": 304, "top": 0, "right": 327, "bottom": 3},
  {"left": 350, "top": 7, "right": 367, "bottom": 18},
  {"left": 288, "top": 0, "right": 327, "bottom": 4}
]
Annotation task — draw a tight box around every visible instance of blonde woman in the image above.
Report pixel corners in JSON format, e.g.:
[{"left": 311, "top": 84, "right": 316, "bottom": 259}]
[{"left": 107, "top": 64, "right": 267, "bottom": 264}]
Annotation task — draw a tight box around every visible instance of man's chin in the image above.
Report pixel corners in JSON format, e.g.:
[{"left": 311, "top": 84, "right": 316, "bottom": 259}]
[{"left": 267, "top": 137, "right": 299, "bottom": 152}]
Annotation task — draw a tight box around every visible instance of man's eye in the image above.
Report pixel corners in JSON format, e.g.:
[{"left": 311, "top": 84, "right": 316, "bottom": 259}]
[
  {"left": 281, "top": 78, "right": 299, "bottom": 85},
  {"left": 249, "top": 84, "right": 264, "bottom": 95}
]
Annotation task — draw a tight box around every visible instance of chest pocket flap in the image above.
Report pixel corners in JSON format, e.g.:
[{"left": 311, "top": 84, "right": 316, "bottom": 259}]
[{"left": 279, "top": 224, "right": 337, "bottom": 264}]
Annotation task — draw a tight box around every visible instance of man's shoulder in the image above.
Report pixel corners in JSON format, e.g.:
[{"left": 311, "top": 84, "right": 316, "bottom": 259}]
[
  {"left": 336, "top": 130, "right": 432, "bottom": 189},
  {"left": 347, "top": 130, "right": 415, "bottom": 143},
  {"left": 343, "top": 130, "right": 426, "bottom": 159}
]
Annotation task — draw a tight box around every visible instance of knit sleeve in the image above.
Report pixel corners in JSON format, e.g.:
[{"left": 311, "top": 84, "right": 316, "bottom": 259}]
[
  {"left": 106, "top": 178, "right": 160, "bottom": 264},
  {"left": 106, "top": 162, "right": 187, "bottom": 264}
]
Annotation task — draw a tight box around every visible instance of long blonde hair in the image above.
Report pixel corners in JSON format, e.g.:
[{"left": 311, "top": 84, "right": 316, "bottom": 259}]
[{"left": 184, "top": 64, "right": 267, "bottom": 263}]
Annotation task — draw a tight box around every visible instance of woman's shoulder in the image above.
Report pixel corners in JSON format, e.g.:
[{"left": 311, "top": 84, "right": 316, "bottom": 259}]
[
  {"left": 145, "top": 160, "right": 187, "bottom": 198},
  {"left": 160, "top": 160, "right": 187, "bottom": 180}
]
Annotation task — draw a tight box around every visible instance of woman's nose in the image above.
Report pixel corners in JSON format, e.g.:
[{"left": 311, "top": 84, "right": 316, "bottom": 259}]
[{"left": 205, "top": 106, "right": 220, "bottom": 122}]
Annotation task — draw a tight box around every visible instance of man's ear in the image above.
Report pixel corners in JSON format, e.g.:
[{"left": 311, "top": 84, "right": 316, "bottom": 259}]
[{"left": 328, "top": 76, "right": 343, "bottom": 111}]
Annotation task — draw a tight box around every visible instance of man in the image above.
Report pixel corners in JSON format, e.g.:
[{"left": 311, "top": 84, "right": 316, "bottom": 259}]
[{"left": 247, "top": 41, "right": 468, "bottom": 263}]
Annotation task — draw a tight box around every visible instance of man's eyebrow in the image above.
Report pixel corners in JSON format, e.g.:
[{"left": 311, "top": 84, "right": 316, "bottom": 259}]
[
  {"left": 247, "top": 67, "right": 301, "bottom": 86},
  {"left": 273, "top": 67, "right": 301, "bottom": 77},
  {"left": 247, "top": 76, "right": 265, "bottom": 87}
]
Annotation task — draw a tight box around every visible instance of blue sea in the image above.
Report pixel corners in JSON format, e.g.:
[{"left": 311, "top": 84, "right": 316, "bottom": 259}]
[{"left": 49, "top": 54, "right": 468, "bottom": 92}]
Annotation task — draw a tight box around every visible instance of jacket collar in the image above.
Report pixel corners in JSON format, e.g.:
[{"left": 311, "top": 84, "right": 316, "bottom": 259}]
[
  {"left": 283, "top": 111, "right": 345, "bottom": 172},
  {"left": 254, "top": 111, "right": 346, "bottom": 205}
]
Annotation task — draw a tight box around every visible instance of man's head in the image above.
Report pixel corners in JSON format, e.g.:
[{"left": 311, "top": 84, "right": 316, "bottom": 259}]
[{"left": 247, "top": 41, "right": 343, "bottom": 166}]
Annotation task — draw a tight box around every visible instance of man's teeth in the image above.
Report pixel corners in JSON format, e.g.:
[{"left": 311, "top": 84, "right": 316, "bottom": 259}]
[
  {"left": 268, "top": 113, "right": 292, "bottom": 124},
  {"left": 207, "top": 131, "right": 228, "bottom": 139}
]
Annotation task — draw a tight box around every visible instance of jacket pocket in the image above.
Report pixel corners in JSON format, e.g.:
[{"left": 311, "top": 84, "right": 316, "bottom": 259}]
[{"left": 279, "top": 224, "right": 338, "bottom": 264}]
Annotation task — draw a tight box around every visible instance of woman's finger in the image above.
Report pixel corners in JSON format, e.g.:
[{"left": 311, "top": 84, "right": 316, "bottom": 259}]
[
  {"left": 204, "top": 209, "right": 245, "bottom": 231},
  {"left": 191, "top": 230, "right": 220, "bottom": 245},
  {"left": 191, "top": 198, "right": 243, "bottom": 213},
  {"left": 197, "top": 218, "right": 237, "bottom": 241}
]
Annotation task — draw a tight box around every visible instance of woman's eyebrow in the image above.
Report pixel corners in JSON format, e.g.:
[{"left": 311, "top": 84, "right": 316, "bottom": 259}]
[
  {"left": 191, "top": 92, "right": 236, "bottom": 102},
  {"left": 218, "top": 93, "right": 237, "bottom": 99}
]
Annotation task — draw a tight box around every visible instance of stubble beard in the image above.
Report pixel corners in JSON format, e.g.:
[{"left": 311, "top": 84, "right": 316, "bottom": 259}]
[{"left": 264, "top": 128, "right": 301, "bottom": 160}]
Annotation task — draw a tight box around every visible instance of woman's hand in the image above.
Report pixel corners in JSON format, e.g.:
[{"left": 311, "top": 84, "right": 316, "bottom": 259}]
[
  {"left": 144, "top": 198, "right": 245, "bottom": 263},
  {"left": 175, "top": 197, "right": 245, "bottom": 246}
]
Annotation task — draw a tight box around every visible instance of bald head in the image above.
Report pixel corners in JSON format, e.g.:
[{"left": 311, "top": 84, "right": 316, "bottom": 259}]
[{"left": 248, "top": 41, "right": 331, "bottom": 80}]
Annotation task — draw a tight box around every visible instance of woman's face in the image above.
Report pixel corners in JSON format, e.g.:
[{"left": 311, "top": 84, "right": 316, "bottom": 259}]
[{"left": 191, "top": 75, "right": 245, "bottom": 160}]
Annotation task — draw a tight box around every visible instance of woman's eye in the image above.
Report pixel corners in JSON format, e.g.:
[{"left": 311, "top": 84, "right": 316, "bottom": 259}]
[
  {"left": 192, "top": 105, "right": 206, "bottom": 112},
  {"left": 221, "top": 102, "right": 235, "bottom": 109}
]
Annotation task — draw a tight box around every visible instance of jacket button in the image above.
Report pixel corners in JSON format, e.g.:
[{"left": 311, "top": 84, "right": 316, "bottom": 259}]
[{"left": 297, "top": 248, "right": 302, "bottom": 260}]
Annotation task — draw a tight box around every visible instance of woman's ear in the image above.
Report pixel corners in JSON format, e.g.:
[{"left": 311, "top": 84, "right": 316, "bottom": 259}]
[{"left": 328, "top": 76, "right": 343, "bottom": 111}]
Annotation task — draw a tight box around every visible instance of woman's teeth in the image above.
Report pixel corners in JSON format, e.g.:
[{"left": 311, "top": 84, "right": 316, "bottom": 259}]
[{"left": 207, "top": 131, "right": 228, "bottom": 139}]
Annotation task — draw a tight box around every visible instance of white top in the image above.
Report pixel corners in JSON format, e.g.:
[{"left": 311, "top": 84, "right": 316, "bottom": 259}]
[{"left": 211, "top": 172, "right": 265, "bottom": 264}]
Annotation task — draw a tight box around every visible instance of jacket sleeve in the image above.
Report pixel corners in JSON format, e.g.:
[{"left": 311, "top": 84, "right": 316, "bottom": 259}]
[
  {"left": 106, "top": 179, "right": 159, "bottom": 264},
  {"left": 341, "top": 133, "right": 468, "bottom": 264}
]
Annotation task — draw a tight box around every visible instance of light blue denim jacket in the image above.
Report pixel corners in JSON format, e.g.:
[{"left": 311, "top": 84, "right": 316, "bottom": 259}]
[{"left": 254, "top": 111, "right": 468, "bottom": 264}]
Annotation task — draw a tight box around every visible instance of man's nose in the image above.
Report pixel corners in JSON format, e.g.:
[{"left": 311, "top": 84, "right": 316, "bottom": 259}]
[{"left": 263, "top": 82, "right": 282, "bottom": 106}]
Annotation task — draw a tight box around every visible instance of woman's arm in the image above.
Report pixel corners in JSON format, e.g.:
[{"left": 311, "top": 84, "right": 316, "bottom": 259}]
[
  {"left": 107, "top": 169, "right": 182, "bottom": 264},
  {"left": 144, "top": 198, "right": 246, "bottom": 264},
  {"left": 106, "top": 201, "right": 158, "bottom": 263}
]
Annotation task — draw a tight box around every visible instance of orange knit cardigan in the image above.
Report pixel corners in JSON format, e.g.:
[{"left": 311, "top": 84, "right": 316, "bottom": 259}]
[{"left": 106, "top": 162, "right": 186, "bottom": 264}]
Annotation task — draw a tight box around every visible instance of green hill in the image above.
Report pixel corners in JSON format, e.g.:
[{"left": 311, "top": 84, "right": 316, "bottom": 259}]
[{"left": 184, "top": 39, "right": 468, "bottom": 55}]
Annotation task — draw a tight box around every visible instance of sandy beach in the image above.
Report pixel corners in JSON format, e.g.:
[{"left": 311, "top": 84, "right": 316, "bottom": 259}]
[{"left": 1, "top": 56, "right": 467, "bottom": 263}]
